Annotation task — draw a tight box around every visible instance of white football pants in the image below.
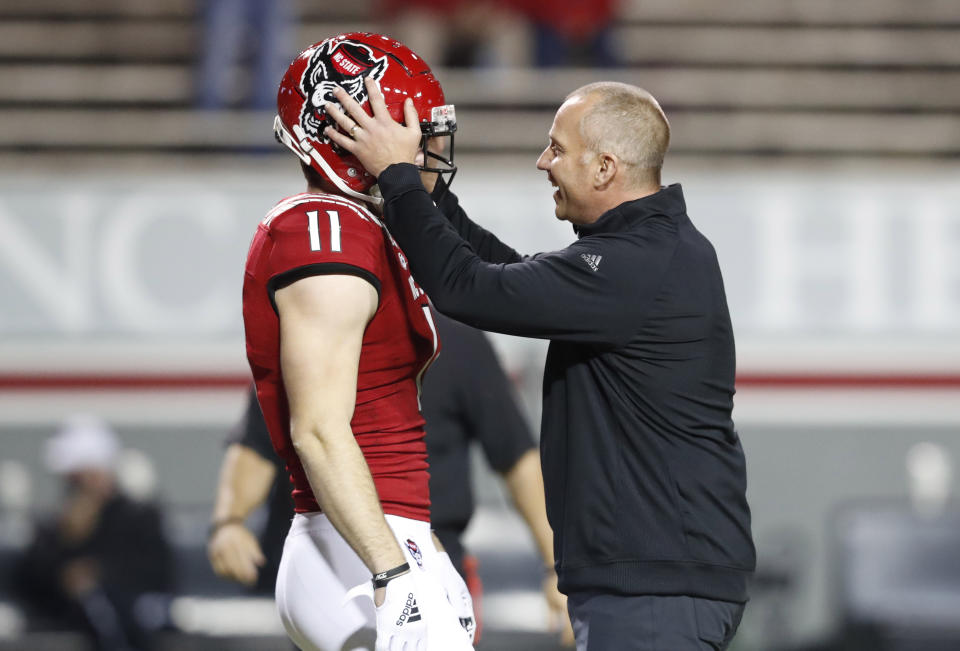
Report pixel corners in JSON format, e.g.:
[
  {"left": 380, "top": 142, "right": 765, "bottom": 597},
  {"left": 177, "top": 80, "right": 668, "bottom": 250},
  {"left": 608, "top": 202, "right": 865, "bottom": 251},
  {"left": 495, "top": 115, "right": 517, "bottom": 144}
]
[{"left": 275, "top": 512, "right": 473, "bottom": 651}]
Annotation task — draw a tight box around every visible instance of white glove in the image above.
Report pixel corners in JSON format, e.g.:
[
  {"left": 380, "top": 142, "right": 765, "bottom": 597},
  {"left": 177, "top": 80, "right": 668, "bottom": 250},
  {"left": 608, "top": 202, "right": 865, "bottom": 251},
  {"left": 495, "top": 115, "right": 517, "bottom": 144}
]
[
  {"left": 345, "top": 568, "right": 427, "bottom": 651},
  {"left": 376, "top": 570, "right": 428, "bottom": 651},
  {"left": 435, "top": 552, "right": 476, "bottom": 643}
]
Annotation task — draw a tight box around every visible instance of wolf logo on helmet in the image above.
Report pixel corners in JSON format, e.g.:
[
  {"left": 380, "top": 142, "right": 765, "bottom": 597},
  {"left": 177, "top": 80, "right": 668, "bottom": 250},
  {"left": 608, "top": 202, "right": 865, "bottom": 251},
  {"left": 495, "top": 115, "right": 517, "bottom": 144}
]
[
  {"left": 274, "top": 32, "right": 457, "bottom": 206},
  {"left": 300, "top": 39, "right": 389, "bottom": 142}
]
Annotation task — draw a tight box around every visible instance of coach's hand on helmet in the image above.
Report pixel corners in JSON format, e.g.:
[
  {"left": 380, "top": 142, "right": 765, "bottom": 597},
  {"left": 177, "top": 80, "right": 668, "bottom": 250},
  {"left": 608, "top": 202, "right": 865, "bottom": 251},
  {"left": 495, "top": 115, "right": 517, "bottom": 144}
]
[{"left": 325, "top": 77, "right": 422, "bottom": 179}]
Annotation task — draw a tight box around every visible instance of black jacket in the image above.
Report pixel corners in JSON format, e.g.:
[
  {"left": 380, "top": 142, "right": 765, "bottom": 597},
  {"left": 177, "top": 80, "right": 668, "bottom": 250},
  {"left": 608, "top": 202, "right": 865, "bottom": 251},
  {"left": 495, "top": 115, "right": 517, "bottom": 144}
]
[{"left": 380, "top": 165, "right": 755, "bottom": 602}]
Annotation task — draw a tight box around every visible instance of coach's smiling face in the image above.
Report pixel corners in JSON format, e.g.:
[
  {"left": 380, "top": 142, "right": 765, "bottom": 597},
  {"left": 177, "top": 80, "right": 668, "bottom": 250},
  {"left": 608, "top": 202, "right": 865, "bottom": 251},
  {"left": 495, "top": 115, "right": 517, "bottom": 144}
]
[{"left": 536, "top": 95, "right": 603, "bottom": 226}]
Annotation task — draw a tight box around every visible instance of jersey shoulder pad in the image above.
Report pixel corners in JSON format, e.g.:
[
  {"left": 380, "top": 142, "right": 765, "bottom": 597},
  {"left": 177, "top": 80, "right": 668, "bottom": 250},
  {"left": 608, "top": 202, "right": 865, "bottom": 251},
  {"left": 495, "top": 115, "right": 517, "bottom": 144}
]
[
  {"left": 263, "top": 193, "right": 386, "bottom": 281},
  {"left": 263, "top": 193, "right": 382, "bottom": 231}
]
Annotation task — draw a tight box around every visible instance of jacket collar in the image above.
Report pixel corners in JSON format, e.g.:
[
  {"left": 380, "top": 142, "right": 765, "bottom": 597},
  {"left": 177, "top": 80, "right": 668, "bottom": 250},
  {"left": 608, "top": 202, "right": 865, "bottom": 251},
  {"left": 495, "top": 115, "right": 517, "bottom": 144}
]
[{"left": 574, "top": 183, "right": 686, "bottom": 237}]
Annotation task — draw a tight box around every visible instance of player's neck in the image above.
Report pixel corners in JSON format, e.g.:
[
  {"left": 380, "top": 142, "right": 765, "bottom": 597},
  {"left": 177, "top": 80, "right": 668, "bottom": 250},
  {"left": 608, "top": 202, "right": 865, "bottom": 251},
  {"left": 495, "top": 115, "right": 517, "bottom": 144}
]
[{"left": 306, "top": 180, "right": 335, "bottom": 196}]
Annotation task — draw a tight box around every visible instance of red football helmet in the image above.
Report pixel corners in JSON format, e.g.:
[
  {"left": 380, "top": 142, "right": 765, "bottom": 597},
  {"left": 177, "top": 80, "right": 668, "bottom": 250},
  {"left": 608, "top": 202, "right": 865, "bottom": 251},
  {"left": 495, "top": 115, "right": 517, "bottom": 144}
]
[{"left": 274, "top": 32, "right": 457, "bottom": 205}]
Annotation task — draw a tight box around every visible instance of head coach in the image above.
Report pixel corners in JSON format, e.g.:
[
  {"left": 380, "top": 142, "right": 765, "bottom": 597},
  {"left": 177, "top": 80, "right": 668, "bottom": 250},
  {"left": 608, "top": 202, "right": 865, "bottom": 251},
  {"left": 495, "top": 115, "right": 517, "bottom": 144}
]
[{"left": 326, "top": 77, "right": 756, "bottom": 651}]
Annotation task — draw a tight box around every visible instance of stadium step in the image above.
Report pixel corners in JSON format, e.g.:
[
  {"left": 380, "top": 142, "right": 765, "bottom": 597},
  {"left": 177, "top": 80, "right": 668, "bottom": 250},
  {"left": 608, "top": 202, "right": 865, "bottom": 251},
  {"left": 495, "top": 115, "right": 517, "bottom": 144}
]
[
  {"left": 0, "top": 0, "right": 956, "bottom": 157},
  {"left": 2, "top": 107, "right": 957, "bottom": 157},
  {"left": 621, "top": 0, "right": 960, "bottom": 26},
  {"left": 3, "top": 65, "right": 958, "bottom": 112}
]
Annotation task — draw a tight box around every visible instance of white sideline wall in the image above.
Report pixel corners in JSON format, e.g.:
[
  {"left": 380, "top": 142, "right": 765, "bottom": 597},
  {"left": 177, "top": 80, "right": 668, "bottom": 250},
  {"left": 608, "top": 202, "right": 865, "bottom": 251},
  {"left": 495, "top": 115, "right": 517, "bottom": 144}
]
[{"left": 1, "top": 157, "right": 958, "bottom": 372}]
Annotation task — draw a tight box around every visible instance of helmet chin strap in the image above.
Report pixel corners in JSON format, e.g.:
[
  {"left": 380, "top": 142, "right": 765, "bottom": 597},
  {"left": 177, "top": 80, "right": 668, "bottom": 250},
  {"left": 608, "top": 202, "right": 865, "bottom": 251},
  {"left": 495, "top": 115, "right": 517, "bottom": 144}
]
[{"left": 274, "top": 116, "right": 384, "bottom": 208}]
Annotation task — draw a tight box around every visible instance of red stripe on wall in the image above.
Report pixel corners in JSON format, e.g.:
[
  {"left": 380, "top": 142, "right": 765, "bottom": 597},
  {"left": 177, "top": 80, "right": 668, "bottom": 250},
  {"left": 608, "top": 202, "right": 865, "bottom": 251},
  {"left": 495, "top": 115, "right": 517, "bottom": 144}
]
[
  {"left": 736, "top": 374, "right": 960, "bottom": 388},
  {"left": 1, "top": 373, "right": 960, "bottom": 391},
  {"left": 0, "top": 374, "right": 251, "bottom": 390}
]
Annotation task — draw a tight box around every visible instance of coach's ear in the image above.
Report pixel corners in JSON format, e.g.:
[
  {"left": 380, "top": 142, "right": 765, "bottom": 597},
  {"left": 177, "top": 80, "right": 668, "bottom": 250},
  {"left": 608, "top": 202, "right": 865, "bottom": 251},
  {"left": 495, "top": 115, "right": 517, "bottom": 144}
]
[{"left": 594, "top": 152, "right": 618, "bottom": 190}]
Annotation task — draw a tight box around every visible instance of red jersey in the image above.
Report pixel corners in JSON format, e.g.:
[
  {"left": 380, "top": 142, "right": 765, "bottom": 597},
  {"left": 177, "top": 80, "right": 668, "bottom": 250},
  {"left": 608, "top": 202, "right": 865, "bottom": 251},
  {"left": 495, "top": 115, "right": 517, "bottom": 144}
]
[{"left": 243, "top": 193, "right": 439, "bottom": 520}]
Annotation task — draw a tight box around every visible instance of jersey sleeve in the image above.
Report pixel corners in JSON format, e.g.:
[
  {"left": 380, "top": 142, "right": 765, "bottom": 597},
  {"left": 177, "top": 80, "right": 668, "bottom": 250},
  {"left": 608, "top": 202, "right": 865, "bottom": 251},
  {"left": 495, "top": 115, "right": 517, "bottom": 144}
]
[{"left": 265, "top": 200, "right": 386, "bottom": 303}]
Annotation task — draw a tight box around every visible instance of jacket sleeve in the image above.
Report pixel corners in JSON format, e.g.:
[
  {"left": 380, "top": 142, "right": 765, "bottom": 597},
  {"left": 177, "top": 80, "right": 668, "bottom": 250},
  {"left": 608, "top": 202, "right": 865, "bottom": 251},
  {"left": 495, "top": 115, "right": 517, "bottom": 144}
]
[
  {"left": 381, "top": 164, "right": 678, "bottom": 346},
  {"left": 431, "top": 177, "right": 523, "bottom": 265}
]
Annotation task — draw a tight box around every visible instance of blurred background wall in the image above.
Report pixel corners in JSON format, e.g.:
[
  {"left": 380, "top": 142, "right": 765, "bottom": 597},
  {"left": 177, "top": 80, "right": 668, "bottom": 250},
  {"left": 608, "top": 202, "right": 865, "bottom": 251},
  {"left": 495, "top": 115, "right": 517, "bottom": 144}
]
[{"left": 1, "top": 1, "right": 959, "bottom": 649}]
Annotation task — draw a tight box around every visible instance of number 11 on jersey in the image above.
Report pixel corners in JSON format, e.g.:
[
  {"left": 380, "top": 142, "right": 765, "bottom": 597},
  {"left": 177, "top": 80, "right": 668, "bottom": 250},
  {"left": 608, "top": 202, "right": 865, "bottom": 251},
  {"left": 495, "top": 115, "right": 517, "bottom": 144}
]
[{"left": 307, "top": 210, "right": 341, "bottom": 252}]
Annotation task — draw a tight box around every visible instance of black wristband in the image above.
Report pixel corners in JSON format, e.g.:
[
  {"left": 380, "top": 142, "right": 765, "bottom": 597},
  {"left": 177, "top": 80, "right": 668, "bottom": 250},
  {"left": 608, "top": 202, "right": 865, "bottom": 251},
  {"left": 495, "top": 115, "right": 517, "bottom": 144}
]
[{"left": 372, "top": 562, "right": 411, "bottom": 589}]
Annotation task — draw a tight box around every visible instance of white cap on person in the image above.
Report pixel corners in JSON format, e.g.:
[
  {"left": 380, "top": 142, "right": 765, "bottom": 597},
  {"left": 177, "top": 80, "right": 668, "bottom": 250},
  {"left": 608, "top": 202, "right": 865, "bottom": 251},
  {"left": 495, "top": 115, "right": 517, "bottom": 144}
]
[{"left": 44, "top": 414, "right": 120, "bottom": 475}]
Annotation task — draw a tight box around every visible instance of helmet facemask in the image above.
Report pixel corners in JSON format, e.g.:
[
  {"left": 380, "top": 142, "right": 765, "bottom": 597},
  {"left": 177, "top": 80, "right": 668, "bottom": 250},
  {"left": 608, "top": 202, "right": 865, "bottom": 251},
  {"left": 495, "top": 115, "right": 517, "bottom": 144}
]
[{"left": 417, "top": 104, "right": 458, "bottom": 192}]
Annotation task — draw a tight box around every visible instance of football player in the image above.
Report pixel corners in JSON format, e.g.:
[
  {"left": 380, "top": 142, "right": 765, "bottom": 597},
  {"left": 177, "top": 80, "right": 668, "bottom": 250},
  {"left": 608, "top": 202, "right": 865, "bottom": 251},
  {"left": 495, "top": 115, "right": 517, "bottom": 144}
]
[{"left": 242, "top": 32, "right": 471, "bottom": 651}]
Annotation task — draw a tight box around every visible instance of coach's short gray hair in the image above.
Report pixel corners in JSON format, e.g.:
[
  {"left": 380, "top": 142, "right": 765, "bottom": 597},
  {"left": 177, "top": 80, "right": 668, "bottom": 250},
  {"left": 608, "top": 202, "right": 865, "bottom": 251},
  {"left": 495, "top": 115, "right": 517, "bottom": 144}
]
[{"left": 567, "top": 82, "right": 670, "bottom": 186}]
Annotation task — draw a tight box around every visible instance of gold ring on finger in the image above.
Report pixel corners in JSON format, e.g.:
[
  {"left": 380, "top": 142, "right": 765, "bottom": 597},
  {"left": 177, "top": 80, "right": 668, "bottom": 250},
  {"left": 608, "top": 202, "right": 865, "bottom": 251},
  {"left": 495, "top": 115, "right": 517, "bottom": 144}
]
[{"left": 350, "top": 124, "right": 362, "bottom": 138}]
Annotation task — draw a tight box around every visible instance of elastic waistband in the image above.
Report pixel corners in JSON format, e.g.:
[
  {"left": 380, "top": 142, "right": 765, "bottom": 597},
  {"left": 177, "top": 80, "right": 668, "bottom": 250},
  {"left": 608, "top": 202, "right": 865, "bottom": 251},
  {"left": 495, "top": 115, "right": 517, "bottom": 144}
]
[
  {"left": 288, "top": 512, "right": 431, "bottom": 539},
  {"left": 288, "top": 511, "right": 333, "bottom": 537}
]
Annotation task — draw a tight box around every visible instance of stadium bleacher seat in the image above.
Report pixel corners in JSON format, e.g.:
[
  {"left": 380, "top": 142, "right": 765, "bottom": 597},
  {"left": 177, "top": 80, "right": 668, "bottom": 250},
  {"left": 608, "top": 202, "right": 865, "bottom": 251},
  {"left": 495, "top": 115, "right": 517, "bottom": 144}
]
[{"left": 0, "top": 0, "right": 957, "bottom": 157}]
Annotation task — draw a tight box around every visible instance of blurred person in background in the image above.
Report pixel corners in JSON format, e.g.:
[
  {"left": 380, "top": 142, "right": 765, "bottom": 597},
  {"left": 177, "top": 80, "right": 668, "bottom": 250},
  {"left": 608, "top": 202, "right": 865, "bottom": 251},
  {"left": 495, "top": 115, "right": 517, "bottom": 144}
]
[
  {"left": 243, "top": 33, "right": 471, "bottom": 650},
  {"left": 516, "top": 0, "right": 622, "bottom": 67},
  {"left": 209, "top": 312, "right": 574, "bottom": 645},
  {"left": 380, "top": 0, "right": 531, "bottom": 68},
  {"left": 12, "top": 415, "right": 174, "bottom": 651},
  {"left": 195, "top": 0, "right": 296, "bottom": 109},
  {"left": 379, "top": 0, "right": 622, "bottom": 68},
  {"left": 325, "top": 79, "right": 755, "bottom": 650},
  {"left": 207, "top": 385, "right": 293, "bottom": 596}
]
